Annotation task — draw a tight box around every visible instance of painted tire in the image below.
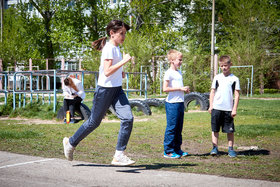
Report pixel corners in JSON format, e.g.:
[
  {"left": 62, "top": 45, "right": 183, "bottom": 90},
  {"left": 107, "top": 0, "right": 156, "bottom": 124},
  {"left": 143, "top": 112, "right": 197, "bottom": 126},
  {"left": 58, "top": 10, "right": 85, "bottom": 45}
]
[{"left": 56, "top": 103, "right": 91, "bottom": 120}]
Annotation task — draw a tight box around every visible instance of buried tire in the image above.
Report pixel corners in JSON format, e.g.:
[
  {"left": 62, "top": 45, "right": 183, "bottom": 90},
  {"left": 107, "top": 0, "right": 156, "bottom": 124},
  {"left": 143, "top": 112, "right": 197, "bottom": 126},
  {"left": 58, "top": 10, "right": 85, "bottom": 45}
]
[
  {"left": 144, "top": 98, "right": 162, "bottom": 107},
  {"left": 56, "top": 103, "right": 91, "bottom": 120},
  {"left": 184, "top": 92, "right": 209, "bottom": 111},
  {"left": 129, "top": 99, "right": 152, "bottom": 115}
]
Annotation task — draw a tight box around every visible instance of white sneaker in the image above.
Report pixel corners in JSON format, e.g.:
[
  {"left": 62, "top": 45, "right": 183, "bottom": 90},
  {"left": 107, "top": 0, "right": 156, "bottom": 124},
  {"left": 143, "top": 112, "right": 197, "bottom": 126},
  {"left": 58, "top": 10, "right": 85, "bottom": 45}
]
[
  {"left": 63, "top": 137, "right": 75, "bottom": 161},
  {"left": 111, "top": 154, "right": 135, "bottom": 166}
]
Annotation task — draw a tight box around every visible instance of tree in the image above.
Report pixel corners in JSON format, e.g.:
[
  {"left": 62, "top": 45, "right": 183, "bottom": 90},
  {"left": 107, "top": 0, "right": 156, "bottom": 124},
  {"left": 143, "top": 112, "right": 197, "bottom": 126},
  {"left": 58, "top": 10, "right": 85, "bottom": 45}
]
[
  {"left": 28, "top": 0, "right": 57, "bottom": 68},
  {"left": 217, "top": 0, "right": 280, "bottom": 94}
]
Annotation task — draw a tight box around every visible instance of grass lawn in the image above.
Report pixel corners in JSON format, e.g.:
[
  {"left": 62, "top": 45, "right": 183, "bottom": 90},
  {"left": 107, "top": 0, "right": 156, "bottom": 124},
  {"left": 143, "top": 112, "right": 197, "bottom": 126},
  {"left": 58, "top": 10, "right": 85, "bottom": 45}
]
[{"left": 0, "top": 98, "right": 279, "bottom": 182}]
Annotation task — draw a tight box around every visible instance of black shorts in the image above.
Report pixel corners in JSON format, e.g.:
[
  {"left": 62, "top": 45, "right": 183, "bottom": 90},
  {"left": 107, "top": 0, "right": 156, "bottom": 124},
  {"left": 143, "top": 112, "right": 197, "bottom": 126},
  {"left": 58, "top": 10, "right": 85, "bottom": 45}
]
[{"left": 211, "top": 109, "right": 235, "bottom": 133}]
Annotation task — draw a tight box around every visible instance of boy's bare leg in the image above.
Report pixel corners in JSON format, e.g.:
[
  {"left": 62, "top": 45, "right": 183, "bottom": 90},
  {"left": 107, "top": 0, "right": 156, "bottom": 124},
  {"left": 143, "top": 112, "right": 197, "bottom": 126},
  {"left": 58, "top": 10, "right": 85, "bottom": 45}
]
[
  {"left": 212, "top": 132, "right": 219, "bottom": 147},
  {"left": 227, "top": 132, "right": 234, "bottom": 147},
  {"left": 227, "top": 132, "right": 236, "bottom": 157}
]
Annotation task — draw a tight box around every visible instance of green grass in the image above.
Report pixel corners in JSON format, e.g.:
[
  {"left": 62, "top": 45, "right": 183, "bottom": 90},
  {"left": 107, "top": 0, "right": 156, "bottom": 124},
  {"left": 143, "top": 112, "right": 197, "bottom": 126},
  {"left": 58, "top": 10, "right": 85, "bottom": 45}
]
[
  {"left": 251, "top": 93, "right": 280, "bottom": 98},
  {"left": 0, "top": 98, "right": 279, "bottom": 182}
]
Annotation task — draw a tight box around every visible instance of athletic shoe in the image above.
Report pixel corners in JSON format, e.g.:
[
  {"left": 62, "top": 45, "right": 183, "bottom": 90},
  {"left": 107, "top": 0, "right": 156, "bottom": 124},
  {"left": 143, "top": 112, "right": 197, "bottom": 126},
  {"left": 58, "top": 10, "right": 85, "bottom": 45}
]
[
  {"left": 69, "top": 119, "right": 76, "bottom": 124},
  {"left": 63, "top": 137, "right": 75, "bottom": 161},
  {"left": 177, "top": 150, "right": 189, "bottom": 157},
  {"left": 111, "top": 154, "right": 135, "bottom": 166},
  {"left": 164, "top": 152, "right": 181, "bottom": 159},
  {"left": 228, "top": 149, "right": 237, "bottom": 158},
  {"left": 210, "top": 147, "right": 218, "bottom": 155}
]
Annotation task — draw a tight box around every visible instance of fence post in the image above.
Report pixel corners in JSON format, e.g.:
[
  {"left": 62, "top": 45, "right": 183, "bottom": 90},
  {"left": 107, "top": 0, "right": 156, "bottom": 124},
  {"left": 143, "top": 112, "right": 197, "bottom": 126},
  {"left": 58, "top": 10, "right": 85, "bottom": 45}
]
[
  {"left": 46, "top": 59, "right": 49, "bottom": 90},
  {"left": 29, "top": 58, "right": 32, "bottom": 71},
  {"left": 79, "top": 59, "right": 82, "bottom": 70}
]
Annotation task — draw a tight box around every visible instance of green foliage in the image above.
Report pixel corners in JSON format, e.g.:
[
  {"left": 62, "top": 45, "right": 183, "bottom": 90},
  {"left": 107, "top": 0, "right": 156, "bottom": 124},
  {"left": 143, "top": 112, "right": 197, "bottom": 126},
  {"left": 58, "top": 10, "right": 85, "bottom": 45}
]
[
  {"left": 254, "top": 89, "right": 280, "bottom": 94},
  {"left": 0, "top": 0, "right": 279, "bottom": 94},
  {"left": 183, "top": 40, "right": 211, "bottom": 93},
  {"left": 217, "top": 0, "right": 280, "bottom": 92},
  {"left": 0, "top": 94, "right": 59, "bottom": 119},
  {"left": 0, "top": 94, "right": 18, "bottom": 116},
  {"left": 9, "top": 101, "right": 58, "bottom": 119}
]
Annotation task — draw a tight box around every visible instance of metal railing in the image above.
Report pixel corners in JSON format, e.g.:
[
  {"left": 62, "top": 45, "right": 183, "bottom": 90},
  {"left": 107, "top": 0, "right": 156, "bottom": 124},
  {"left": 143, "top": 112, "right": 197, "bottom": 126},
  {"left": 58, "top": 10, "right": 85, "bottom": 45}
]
[{"left": 0, "top": 70, "right": 148, "bottom": 112}]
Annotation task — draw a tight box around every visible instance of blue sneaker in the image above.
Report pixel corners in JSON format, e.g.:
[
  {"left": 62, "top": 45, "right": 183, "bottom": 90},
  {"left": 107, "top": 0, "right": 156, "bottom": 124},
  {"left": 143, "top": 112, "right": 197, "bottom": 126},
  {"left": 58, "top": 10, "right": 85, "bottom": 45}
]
[
  {"left": 177, "top": 150, "right": 188, "bottom": 157},
  {"left": 210, "top": 147, "right": 218, "bottom": 155},
  {"left": 228, "top": 149, "right": 237, "bottom": 157},
  {"left": 164, "top": 152, "right": 181, "bottom": 159}
]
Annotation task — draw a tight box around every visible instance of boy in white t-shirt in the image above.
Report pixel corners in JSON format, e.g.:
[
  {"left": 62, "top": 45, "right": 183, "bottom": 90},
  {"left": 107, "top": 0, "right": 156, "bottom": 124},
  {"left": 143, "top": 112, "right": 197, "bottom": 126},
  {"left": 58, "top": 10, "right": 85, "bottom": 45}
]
[
  {"left": 208, "top": 55, "right": 240, "bottom": 157},
  {"left": 163, "top": 49, "right": 190, "bottom": 159}
]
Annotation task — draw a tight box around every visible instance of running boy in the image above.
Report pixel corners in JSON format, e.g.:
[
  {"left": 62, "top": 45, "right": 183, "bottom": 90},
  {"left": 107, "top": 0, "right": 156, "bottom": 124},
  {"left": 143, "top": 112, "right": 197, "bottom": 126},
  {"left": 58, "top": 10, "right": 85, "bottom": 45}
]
[
  {"left": 208, "top": 55, "right": 240, "bottom": 157},
  {"left": 163, "top": 49, "right": 190, "bottom": 159}
]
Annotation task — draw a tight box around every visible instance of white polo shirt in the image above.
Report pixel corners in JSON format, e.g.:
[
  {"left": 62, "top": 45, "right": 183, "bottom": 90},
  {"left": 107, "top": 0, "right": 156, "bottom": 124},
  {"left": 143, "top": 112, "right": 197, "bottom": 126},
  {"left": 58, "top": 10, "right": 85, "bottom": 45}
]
[{"left": 211, "top": 73, "right": 240, "bottom": 111}]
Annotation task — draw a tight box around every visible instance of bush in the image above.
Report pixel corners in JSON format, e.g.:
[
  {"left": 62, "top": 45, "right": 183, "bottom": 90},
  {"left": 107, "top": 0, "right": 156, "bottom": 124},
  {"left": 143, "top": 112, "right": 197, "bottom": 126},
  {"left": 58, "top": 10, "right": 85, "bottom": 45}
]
[{"left": 254, "top": 88, "right": 280, "bottom": 94}]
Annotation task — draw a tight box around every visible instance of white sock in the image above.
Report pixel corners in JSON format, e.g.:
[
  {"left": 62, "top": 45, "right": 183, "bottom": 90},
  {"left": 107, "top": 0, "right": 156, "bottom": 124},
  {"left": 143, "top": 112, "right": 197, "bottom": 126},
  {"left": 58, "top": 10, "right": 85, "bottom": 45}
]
[{"left": 114, "top": 150, "right": 124, "bottom": 157}]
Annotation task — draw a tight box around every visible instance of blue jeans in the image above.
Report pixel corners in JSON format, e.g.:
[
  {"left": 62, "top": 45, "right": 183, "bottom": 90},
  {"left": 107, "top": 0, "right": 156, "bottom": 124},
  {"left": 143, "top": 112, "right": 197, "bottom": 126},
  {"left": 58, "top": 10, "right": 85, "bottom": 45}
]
[
  {"left": 69, "top": 86, "right": 134, "bottom": 151},
  {"left": 164, "top": 102, "right": 184, "bottom": 154}
]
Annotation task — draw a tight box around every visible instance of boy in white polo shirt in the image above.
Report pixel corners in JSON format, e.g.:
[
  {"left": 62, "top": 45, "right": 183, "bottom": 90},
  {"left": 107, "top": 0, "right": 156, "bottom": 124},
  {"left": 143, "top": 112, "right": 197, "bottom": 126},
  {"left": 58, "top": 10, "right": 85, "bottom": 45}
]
[
  {"left": 163, "top": 49, "right": 190, "bottom": 159},
  {"left": 208, "top": 55, "right": 240, "bottom": 157}
]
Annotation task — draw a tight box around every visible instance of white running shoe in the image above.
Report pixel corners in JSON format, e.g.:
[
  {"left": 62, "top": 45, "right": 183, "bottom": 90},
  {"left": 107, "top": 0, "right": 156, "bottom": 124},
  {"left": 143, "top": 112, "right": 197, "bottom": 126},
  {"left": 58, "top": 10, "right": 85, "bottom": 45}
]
[
  {"left": 63, "top": 137, "right": 75, "bottom": 161},
  {"left": 111, "top": 154, "right": 135, "bottom": 166}
]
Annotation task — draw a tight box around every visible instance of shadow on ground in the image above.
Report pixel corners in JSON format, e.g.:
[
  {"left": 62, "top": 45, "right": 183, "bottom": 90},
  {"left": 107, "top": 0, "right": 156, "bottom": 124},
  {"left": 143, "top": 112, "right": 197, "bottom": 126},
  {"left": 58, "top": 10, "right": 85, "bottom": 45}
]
[
  {"left": 189, "top": 149, "right": 270, "bottom": 157},
  {"left": 73, "top": 162, "right": 197, "bottom": 174},
  {"left": 72, "top": 150, "right": 269, "bottom": 173}
]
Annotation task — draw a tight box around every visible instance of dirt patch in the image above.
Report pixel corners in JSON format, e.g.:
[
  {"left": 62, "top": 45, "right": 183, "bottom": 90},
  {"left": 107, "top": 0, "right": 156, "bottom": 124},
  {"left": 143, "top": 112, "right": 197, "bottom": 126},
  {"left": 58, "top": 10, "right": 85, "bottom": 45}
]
[
  {"left": 0, "top": 116, "right": 149, "bottom": 124},
  {"left": 187, "top": 110, "right": 208, "bottom": 113},
  {"left": 0, "top": 117, "right": 59, "bottom": 125}
]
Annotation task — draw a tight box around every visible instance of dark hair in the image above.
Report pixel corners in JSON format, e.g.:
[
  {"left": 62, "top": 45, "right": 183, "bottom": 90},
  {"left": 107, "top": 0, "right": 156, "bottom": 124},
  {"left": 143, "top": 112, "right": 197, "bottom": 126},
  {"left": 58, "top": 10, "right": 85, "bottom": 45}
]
[
  {"left": 219, "top": 55, "right": 231, "bottom": 64},
  {"left": 92, "top": 20, "right": 130, "bottom": 51},
  {"left": 64, "top": 78, "right": 70, "bottom": 86}
]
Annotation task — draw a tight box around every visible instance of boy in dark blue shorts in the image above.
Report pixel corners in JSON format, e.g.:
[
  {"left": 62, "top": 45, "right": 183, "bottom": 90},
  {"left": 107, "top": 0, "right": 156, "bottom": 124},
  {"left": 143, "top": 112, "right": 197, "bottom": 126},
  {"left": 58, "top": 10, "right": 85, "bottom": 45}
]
[{"left": 208, "top": 55, "right": 240, "bottom": 157}]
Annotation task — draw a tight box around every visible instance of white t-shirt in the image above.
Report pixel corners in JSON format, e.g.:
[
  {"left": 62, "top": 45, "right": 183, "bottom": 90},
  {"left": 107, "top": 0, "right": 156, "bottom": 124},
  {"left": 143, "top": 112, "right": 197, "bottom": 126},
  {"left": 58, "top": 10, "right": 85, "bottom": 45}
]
[
  {"left": 164, "top": 69, "right": 184, "bottom": 103},
  {"left": 211, "top": 73, "right": 240, "bottom": 111},
  {"left": 63, "top": 78, "right": 85, "bottom": 100},
  {"left": 97, "top": 42, "right": 123, "bottom": 87}
]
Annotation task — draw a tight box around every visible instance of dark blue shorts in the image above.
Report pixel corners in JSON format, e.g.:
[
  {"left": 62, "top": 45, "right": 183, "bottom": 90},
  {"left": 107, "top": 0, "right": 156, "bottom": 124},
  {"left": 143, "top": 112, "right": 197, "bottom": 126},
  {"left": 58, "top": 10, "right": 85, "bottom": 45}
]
[{"left": 211, "top": 109, "right": 235, "bottom": 133}]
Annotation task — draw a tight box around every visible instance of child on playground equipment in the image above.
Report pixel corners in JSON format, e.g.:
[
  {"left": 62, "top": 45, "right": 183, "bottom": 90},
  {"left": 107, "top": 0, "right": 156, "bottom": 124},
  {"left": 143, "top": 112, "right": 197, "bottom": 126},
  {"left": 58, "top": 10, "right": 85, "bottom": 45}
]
[
  {"left": 63, "top": 77, "right": 85, "bottom": 123},
  {"left": 63, "top": 20, "right": 135, "bottom": 166},
  {"left": 208, "top": 55, "right": 240, "bottom": 157},
  {"left": 163, "top": 49, "right": 190, "bottom": 159}
]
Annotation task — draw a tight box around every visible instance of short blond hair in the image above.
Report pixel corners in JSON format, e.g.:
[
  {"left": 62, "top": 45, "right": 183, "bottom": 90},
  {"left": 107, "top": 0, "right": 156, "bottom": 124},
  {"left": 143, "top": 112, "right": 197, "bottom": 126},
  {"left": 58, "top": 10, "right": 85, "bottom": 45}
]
[
  {"left": 219, "top": 55, "right": 231, "bottom": 64},
  {"left": 167, "top": 49, "right": 182, "bottom": 62}
]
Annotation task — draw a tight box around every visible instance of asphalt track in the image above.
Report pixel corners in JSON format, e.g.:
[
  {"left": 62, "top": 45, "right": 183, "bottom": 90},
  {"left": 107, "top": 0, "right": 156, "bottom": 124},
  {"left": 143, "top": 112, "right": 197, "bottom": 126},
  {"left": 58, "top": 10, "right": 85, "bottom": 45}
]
[{"left": 0, "top": 151, "right": 279, "bottom": 187}]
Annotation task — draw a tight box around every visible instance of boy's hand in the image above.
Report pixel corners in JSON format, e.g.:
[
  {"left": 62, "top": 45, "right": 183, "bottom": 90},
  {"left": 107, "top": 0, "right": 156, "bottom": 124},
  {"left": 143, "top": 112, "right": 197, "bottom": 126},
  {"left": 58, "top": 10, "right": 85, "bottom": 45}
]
[
  {"left": 231, "top": 110, "right": 237, "bottom": 117},
  {"left": 122, "top": 72, "right": 125, "bottom": 78},
  {"left": 208, "top": 107, "right": 213, "bottom": 114},
  {"left": 181, "top": 86, "right": 190, "bottom": 93}
]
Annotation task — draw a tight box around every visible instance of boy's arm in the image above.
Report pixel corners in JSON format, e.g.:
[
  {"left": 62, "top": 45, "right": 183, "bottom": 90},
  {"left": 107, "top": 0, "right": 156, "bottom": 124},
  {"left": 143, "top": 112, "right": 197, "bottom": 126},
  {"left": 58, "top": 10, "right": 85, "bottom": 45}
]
[
  {"left": 163, "top": 80, "right": 189, "bottom": 93},
  {"left": 232, "top": 90, "right": 240, "bottom": 117},
  {"left": 208, "top": 88, "right": 215, "bottom": 114}
]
